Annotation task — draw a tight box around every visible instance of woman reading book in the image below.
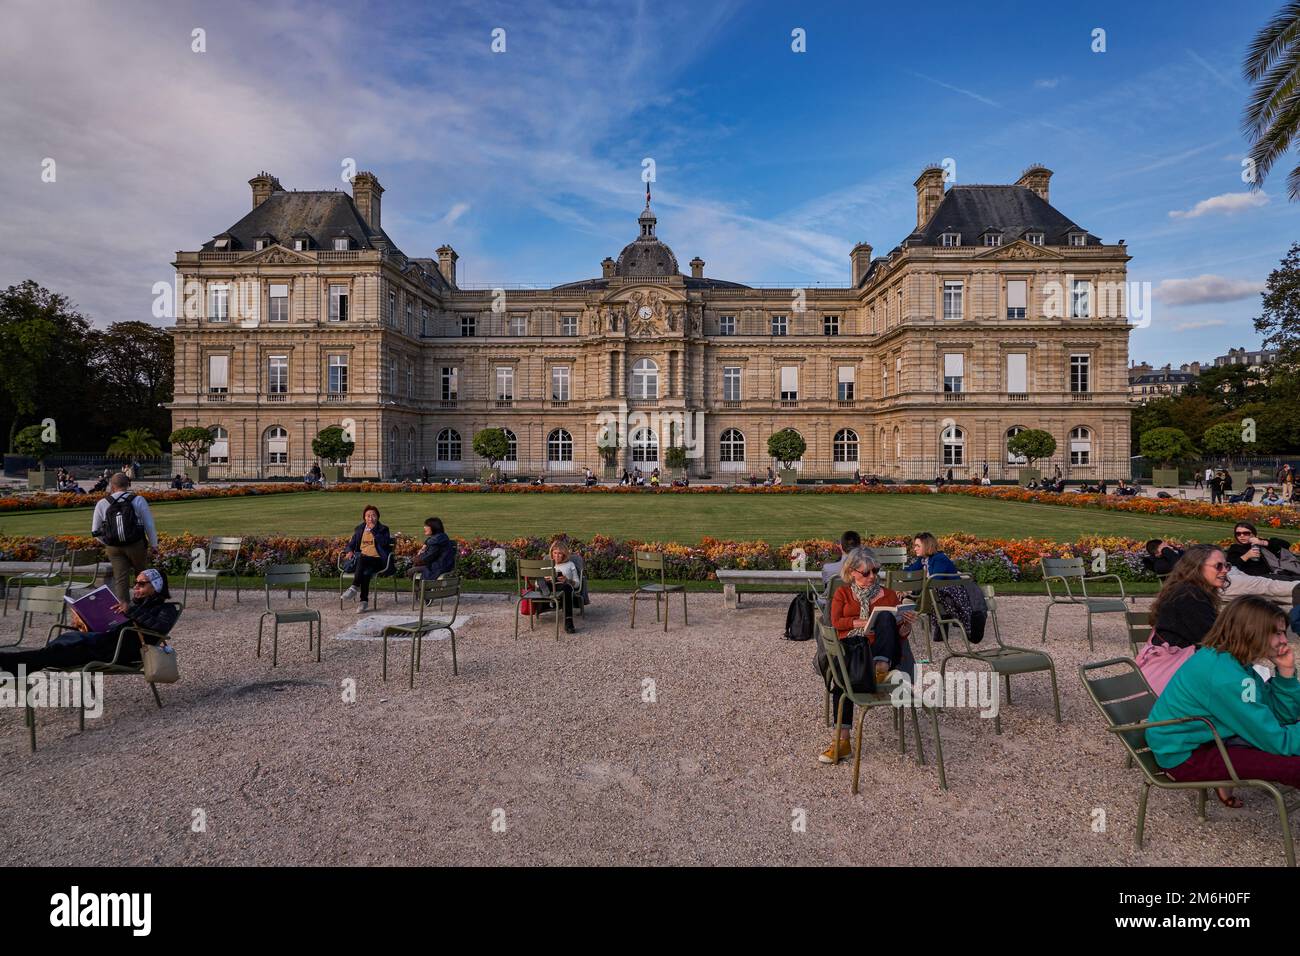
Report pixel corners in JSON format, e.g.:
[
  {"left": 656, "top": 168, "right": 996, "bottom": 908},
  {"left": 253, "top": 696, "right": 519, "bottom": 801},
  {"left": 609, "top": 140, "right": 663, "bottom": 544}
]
[{"left": 0, "top": 568, "right": 178, "bottom": 675}]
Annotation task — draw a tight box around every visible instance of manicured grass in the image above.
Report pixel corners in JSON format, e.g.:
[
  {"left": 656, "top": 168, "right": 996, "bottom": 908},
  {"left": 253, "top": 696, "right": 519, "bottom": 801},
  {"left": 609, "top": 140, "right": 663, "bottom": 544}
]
[{"left": 0, "top": 489, "right": 1241, "bottom": 545}]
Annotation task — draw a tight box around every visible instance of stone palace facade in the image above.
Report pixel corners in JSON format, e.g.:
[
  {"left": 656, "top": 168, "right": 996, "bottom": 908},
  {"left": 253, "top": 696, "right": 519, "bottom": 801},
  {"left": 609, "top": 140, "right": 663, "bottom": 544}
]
[{"left": 169, "top": 165, "right": 1132, "bottom": 480}]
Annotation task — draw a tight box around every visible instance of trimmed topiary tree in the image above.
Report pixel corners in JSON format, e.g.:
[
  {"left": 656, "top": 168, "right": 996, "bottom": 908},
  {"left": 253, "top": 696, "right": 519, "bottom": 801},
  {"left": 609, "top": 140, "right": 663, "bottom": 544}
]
[
  {"left": 1201, "top": 421, "right": 1246, "bottom": 459},
  {"left": 664, "top": 445, "right": 689, "bottom": 476},
  {"left": 312, "top": 425, "right": 355, "bottom": 482},
  {"left": 15, "top": 423, "right": 58, "bottom": 489},
  {"left": 1139, "top": 426, "right": 1197, "bottom": 487},
  {"left": 1007, "top": 428, "right": 1056, "bottom": 486},
  {"left": 767, "top": 428, "right": 806, "bottom": 482},
  {"left": 473, "top": 427, "right": 511, "bottom": 481}
]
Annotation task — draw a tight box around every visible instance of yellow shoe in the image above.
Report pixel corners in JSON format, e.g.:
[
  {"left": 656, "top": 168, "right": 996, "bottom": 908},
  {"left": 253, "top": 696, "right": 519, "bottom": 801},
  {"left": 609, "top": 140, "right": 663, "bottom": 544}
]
[{"left": 818, "top": 739, "right": 853, "bottom": 764}]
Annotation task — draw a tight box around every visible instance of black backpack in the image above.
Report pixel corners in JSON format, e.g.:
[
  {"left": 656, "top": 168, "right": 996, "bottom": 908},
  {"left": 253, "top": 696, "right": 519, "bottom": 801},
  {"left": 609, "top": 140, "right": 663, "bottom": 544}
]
[
  {"left": 101, "top": 492, "right": 144, "bottom": 546},
  {"left": 784, "top": 592, "right": 816, "bottom": 641}
]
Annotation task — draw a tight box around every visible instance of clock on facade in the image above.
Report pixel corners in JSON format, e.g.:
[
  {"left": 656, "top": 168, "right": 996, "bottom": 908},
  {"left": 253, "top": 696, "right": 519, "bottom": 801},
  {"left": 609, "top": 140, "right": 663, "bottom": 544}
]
[{"left": 638, "top": 306, "right": 653, "bottom": 319}]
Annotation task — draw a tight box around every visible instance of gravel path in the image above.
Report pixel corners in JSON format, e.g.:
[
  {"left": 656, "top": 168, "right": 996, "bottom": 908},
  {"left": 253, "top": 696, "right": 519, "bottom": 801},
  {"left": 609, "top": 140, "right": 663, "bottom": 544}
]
[{"left": 0, "top": 591, "right": 1290, "bottom": 866}]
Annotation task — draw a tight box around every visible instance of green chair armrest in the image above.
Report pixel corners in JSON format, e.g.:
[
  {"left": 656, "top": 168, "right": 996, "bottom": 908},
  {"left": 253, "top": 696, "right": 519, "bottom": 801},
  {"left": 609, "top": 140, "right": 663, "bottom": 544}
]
[{"left": 1107, "top": 714, "right": 1237, "bottom": 780}]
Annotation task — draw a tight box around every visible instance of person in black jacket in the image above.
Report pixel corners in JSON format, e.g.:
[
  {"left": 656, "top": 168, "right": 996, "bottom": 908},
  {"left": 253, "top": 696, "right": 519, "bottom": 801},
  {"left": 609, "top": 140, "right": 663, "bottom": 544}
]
[
  {"left": 1144, "top": 539, "right": 1185, "bottom": 577},
  {"left": 1148, "top": 545, "right": 1227, "bottom": 649},
  {"left": 411, "top": 517, "right": 456, "bottom": 592},
  {"left": 0, "top": 568, "right": 178, "bottom": 675},
  {"left": 1226, "top": 522, "right": 1300, "bottom": 580},
  {"left": 341, "top": 504, "right": 394, "bottom": 612}
]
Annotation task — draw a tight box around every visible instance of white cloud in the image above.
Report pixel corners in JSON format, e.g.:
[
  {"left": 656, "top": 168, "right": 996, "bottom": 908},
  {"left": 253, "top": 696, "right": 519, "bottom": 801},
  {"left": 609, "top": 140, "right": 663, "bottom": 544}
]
[
  {"left": 1170, "top": 318, "right": 1227, "bottom": 331},
  {"left": 1154, "top": 275, "right": 1264, "bottom": 305},
  {"left": 440, "top": 203, "right": 471, "bottom": 228},
  {"left": 1169, "top": 191, "right": 1269, "bottom": 218},
  {"left": 1033, "top": 77, "right": 1060, "bottom": 90}
]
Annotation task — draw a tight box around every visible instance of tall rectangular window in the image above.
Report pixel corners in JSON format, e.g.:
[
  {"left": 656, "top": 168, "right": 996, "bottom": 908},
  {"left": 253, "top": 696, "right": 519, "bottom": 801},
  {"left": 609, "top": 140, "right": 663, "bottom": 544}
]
[
  {"left": 388, "top": 290, "right": 397, "bottom": 326},
  {"left": 421, "top": 308, "right": 429, "bottom": 337},
  {"left": 460, "top": 314, "right": 476, "bottom": 337},
  {"left": 510, "top": 314, "right": 527, "bottom": 336},
  {"left": 1006, "top": 279, "right": 1027, "bottom": 319},
  {"left": 208, "top": 285, "right": 229, "bottom": 322},
  {"left": 942, "top": 280, "right": 963, "bottom": 320},
  {"left": 328, "top": 285, "right": 348, "bottom": 322},
  {"left": 551, "top": 366, "right": 570, "bottom": 401},
  {"left": 495, "top": 366, "right": 514, "bottom": 401},
  {"left": 328, "top": 354, "right": 348, "bottom": 393},
  {"left": 771, "top": 314, "right": 788, "bottom": 336},
  {"left": 1006, "top": 353, "right": 1028, "bottom": 393},
  {"left": 1071, "top": 279, "right": 1091, "bottom": 318},
  {"left": 441, "top": 367, "right": 459, "bottom": 401},
  {"left": 268, "top": 355, "right": 288, "bottom": 393},
  {"left": 269, "top": 283, "right": 289, "bottom": 322},
  {"left": 895, "top": 356, "right": 902, "bottom": 393},
  {"left": 719, "top": 314, "right": 735, "bottom": 336},
  {"left": 881, "top": 361, "right": 889, "bottom": 396},
  {"left": 389, "top": 357, "right": 397, "bottom": 394},
  {"left": 208, "top": 354, "right": 228, "bottom": 392},
  {"left": 837, "top": 366, "right": 855, "bottom": 401},
  {"left": 561, "top": 314, "right": 577, "bottom": 336},
  {"left": 406, "top": 362, "right": 414, "bottom": 398},
  {"left": 823, "top": 314, "right": 840, "bottom": 336},
  {"left": 779, "top": 366, "right": 798, "bottom": 401},
  {"left": 406, "top": 302, "right": 413, "bottom": 335},
  {"left": 723, "top": 366, "right": 741, "bottom": 402},
  {"left": 943, "top": 353, "right": 964, "bottom": 392},
  {"left": 1070, "top": 354, "right": 1090, "bottom": 392}
]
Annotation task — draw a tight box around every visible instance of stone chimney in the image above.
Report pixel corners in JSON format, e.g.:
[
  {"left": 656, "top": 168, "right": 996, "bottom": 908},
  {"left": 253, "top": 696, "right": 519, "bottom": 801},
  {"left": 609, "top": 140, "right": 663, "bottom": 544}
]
[
  {"left": 850, "top": 242, "right": 873, "bottom": 286},
  {"left": 351, "top": 171, "right": 384, "bottom": 229},
  {"left": 689, "top": 257, "right": 704, "bottom": 279},
  {"left": 914, "top": 166, "right": 946, "bottom": 230},
  {"left": 1189, "top": 361, "right": 1201, "bottom": 375},
  {"left": 602, "top": 257, "right": 616, "bottom": 279},
  {"left": 1015, "top": 164, "right": 1052, "bottom": 203},
  {"left": 436, "top": 245, "right": 458, "bottom": 286},
  {"left": 249, "top": 171, "right": 282, "bottom": 209}
]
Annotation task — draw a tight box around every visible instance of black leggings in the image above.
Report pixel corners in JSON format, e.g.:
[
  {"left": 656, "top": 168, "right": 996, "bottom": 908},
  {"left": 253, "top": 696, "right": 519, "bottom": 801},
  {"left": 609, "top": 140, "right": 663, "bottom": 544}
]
[
  {"left": 821, "top": 614, "right": 915, "bottom": 728},
  {"left": 353, "top": 555, "right": 387, "bottom": 601},
  {"left": 0, "top": 630, "right": 137, "bottom": 675}
]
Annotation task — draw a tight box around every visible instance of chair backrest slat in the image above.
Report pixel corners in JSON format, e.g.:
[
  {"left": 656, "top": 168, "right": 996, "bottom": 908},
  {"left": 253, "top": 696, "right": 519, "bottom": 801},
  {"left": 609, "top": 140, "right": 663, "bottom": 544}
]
[
  {"left": 417, "top": 575, "right": 461, "bottom": 602},
  {"left": 1042, "top": 557, "right": 1085, "bottom": 578},
  {"left": 874, "top": 546, "right": 908, "bottom": 567},
  {"left": 265, "top": 563, "right": 311, "bottom": 586},
  {"left": 635, "top": 551, "right": 666, "bottom": 573},
  {"left": 886, "top": 567, "right": 925, "bottom": 593},
  {"left": 20, "top": 584, "right": 67, "bottom": 615}
]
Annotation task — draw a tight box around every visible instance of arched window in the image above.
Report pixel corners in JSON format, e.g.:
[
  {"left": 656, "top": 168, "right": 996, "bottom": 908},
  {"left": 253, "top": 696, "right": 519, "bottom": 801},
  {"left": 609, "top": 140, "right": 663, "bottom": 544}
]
[
  {"left": 407, "top": 427, "right": 416, "bottom": 462},
  {"left": 265, "top": 426, "right": 288, "bottom": 465},
  {"left": 630, "top": 359, "right": 659, "bottom": 400},
  {"left": 833, "top": 428, "right": 859, "bottom": 465},
  {"left": 1006, "top": 426, "right": 1027, "bottom": 464},
  {"left": 941, "top": 425, "right": 965, "bottom": 467},
  {"left": 209, "top": 425, "right": 229, "bottom": 464},
  {"left": 547, "top": 428, "right": 573, "bottom": 463},
  {"left": 1070, "top": 426, "right": 1092, "bottom": 466},
  {"left": 719, "top": 428, "right": 745, "bottom": 464},
  {"left": 893, "top": 426, "right": 901, "bottom": 460},
  {"left": 436, "top": 428, "right": 462, "bottom": 462},
  {"left": 631, "top": 426, "right": 659, "bottom": 463},
  {"left": 501, "top": 428, "right": 518, "bottom": 462}
]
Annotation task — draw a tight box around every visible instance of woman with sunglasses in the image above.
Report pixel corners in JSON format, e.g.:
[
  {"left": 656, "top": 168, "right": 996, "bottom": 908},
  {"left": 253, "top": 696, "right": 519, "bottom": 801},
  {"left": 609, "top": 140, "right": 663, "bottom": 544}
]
[
  {"left": 818, "top": 547, "right": 917, "bottom": 764},
  {"left": 1226, "top": 522, "right": 1300, "bottom": 581},
  {"left": 1149, "top": 545, "right": 1227, "bottom": 653},
  {"left": 1148, "top": 596, "right": 1300, "bottom": 793}
]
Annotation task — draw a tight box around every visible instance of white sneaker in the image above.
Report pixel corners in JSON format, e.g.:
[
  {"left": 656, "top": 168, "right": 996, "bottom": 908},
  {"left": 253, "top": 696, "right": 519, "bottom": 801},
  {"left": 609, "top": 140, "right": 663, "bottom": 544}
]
[
  {"left": 356, "top": 600, "right": 368, "bottom": 614},
  {"left": 341, "top": 586, "right": 359, "bottom": 601}
]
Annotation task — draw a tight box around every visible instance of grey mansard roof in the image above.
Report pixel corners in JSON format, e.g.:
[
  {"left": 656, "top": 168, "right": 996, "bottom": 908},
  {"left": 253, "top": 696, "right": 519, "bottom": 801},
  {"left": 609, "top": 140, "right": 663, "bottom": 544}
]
[{"left": 910, "top": 184, "right": 1098, "bottom": 247}]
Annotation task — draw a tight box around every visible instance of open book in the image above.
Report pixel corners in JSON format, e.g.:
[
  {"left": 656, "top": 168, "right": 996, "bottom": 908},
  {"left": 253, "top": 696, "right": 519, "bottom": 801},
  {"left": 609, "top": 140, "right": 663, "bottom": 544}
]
[
  {"left": 64, "top": 585, "right": 128, "bottom": 632},
  {"left": 862, "top": 602, "right": 915, "bottom": 631}
]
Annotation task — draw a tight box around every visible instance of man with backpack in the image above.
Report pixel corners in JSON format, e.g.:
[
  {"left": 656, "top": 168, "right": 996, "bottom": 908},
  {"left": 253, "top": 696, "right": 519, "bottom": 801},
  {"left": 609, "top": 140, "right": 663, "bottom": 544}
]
[{"left": 91, "top": 472, "right": 158, "bottom": 601}]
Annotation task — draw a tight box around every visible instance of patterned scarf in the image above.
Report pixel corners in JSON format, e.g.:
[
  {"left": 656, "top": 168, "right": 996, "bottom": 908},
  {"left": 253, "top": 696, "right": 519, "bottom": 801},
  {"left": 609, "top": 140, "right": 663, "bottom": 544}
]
[{"left": 848, "top": 576, "right": 884, "bottom": 637}]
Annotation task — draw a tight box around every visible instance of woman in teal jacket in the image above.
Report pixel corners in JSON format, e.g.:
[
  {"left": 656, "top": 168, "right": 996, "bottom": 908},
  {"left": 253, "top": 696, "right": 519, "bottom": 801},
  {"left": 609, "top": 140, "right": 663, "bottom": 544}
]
[{"left": 1149, "top": 596, "right": 1300, "bottom": 790}]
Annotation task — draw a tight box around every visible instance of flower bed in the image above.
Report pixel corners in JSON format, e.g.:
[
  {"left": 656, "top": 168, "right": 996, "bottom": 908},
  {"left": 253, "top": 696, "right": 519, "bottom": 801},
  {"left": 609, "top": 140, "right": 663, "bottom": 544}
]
[
  {"left": 0, "top": 484, "right": 307, "bottom": 514},
  {"left": 0, "top": 531, "right": 1218, "bottom": 584},
  {"left": 938, "top": 485, "right": 1300, "bottom": 530}
]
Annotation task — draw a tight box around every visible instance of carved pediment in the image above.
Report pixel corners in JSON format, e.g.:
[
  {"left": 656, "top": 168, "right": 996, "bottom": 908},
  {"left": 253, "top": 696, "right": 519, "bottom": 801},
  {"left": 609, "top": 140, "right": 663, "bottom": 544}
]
[
  {"left": 976, "top": 240, "right": 1064, "bottom": 261},
  {"left": 604, "top": 286, "right": 687, "bottom": 337},
  {"left": 240, "top": 244, "right": 316, "bottom": 265}
]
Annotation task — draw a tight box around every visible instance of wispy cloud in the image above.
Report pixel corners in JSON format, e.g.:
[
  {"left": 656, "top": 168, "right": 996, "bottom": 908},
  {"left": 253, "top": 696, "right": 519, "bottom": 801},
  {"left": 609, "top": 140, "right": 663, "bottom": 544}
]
[
  {"left": 1185, "top": 49, "right": 1238, "bottom": 91},
  {"left": 1170, "top": 317, "right": 1228, "bottom": 331},
  {"left": 909, "top": 71, "right": 1001, "bottom": 108},
  {"left": 1154, "top": 275, "right": 1264, "bottom": 305},
  {"left": 1169, "top": 191, "right": 1269, "bottom": 219},
  {"left": 1033, "top": 77, "right": 1061, "bottom": 90}
]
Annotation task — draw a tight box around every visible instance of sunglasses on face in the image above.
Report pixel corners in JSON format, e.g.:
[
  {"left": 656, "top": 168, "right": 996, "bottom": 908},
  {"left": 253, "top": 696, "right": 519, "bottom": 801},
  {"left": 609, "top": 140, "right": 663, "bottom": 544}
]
[
  {"left": 1206, "top": 562, "right": 1229, "bottom": 571},
  {"left": 857, "top": 567, "right": 879, "bottom": 577},
  {"left": 1235, "top": 530, "right": 1253, "bottom": 537}
]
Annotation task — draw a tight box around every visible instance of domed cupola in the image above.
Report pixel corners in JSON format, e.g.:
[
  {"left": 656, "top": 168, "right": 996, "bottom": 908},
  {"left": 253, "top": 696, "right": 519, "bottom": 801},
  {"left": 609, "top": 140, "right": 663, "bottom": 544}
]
[{"left": 614, "top": 191, "right": 679, "bottom": 278}]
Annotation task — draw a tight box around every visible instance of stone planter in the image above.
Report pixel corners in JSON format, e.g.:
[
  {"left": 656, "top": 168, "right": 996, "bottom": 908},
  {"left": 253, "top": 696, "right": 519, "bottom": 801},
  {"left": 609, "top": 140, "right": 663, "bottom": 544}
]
[
  {"left": 184, "top": 464, "right": 209, "bottom": 483},
  {"left": 322, "top": 464, "right": 344, "bottom": 484},
  {"left": 1017, "top": 467, "right": 1041, "bottom": 487},
  {"left": 778, "top": 468, "right": 799, "bottom": 486},
  {"left": 1152, "top": 468, "right": 1181, "bottom": 488},
  {"left": 1229, "top": 470, "right": 1249, "bottom": 492},
  {"left": 28, "top": 467, "right": 57, "bottom": 491}
]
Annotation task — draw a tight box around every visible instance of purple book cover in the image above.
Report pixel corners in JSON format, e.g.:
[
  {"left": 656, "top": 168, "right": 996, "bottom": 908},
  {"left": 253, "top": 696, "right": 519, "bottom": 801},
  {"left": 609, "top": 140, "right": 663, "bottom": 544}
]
[{"left": 65, "top": 585, "right": 128, "bottom": 632}]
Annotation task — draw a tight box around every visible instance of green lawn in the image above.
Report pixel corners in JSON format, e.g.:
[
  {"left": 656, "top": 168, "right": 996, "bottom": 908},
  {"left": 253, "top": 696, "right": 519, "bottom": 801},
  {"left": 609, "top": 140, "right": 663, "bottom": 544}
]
[{"left": 0, "top": 490, "right": 1241, "bottom": 546}]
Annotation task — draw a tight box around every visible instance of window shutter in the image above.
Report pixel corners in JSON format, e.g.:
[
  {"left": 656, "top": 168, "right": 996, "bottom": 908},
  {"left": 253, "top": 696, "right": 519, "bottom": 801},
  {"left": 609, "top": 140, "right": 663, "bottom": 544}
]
[
  {"left": 944, "top": 353, "right": 964, "bottom": 377},
  {"left": 209, "top": 355, "right": 228, "bottom": 389},
  {"left": 1007, "top": 280, "right": 1027, "bottom": 308},
  {"left": 837, "top": 366, "right": 854, "bottom": 384},
  {"left": 780, "top": 366, "right": 798, "bottom": 392},
  {"left": 1006, "top": 354, "right": 1027, "bottom": 392}
]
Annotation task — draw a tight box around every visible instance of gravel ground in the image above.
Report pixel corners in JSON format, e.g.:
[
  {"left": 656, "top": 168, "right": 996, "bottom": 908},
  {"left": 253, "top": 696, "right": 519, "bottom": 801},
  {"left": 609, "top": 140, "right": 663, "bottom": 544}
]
[{"left": 0, "top": 591, "right": 1290, "bottom": 866}]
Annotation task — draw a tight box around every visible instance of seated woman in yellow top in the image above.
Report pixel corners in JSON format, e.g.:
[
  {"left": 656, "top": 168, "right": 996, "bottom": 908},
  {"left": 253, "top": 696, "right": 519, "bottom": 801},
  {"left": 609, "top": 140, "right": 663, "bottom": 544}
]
[{"left": 341, "top": 504, "right": 394, "bottom": 612}]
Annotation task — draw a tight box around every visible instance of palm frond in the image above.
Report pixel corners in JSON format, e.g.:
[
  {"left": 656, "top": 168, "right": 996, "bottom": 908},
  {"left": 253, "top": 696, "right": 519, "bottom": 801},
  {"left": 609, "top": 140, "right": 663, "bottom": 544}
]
[
  {"left": 1243, "top": 1, "right": 1300, "bottom": 81},
  {"left": 1242, "top": 48, "right": 1300, "bottom": 137}
]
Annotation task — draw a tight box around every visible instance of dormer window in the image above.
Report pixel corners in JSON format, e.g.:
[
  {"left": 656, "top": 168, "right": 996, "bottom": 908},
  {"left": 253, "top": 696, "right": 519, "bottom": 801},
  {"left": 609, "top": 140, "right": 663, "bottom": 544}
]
[
  {"left": 1068, "top": 232, "right": 1087, "bottom": 246},
  {"left": 255, "top": 239, "right": 268, "bottom": 251},
  {"left": 1026, "top": 233, "right": 1044, "bottom": 246},
  {"left": 333, "top": 237, "right": 350, "bottom": 251},
  {"left": 294, "top": 239, "right": 305, "bottom": 251},
  {"left": 941, "top": 232, "right": 961, "bottom": 247},
  {"left": 983, "top": 233, "right": 1003, "bottom": 247},
  {"left": 214, "top": 237, "right": 230, "bottom": 250}
]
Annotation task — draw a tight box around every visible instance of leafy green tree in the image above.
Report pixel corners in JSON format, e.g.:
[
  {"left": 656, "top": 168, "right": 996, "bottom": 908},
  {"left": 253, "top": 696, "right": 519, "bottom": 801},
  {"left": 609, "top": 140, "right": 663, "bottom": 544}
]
[
  {"left": 1139, "top": 427, "right": 1197, "bottom": 466},
  {"left": 1254, "top": 241, "right": 1300, "bottom": 368},
  {"left": 1201, "top": 421, "right": 1246, "bottom": 458},
  {"left": 1244, "top": 10, "right": 1300, "bottom": 200},
  {"left": 1006, "top": 428, "right": 1056, "bottom": 467},
  {"left": 107, "top": 427, "right": 162, "bottom": 460},
  {"left": 169, "top": 426, "right": 214, "bottom": 466},
  {"left": 312, "top": 426, "right": 355, "bottom": 464},
  {"left": 1131, "top": 394, "right": 1223, "bottom": 455},
  {"left": 89, "top": 321, "right": 174, "bottom": 441},
  {"left": 766, "top": 429, "right": 806, "bottom": 470},
  {"left": 13, "top": 423, "right": 56, "bottom": 463},
  {"left": 1185, "top": 364, "right": 1265, "bottom": 405},
  {"left": 663, "top": 446, "right": 689, "bottom": 471},
  {"left": 472, "top": 428, "right": 511, "bottom": 470}
]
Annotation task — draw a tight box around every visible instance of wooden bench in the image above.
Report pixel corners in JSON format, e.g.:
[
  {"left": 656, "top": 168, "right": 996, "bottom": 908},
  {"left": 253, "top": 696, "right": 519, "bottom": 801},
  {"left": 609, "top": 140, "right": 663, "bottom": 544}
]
[{"left": 715, "top": 569, "right": 822, "bottom": 608}]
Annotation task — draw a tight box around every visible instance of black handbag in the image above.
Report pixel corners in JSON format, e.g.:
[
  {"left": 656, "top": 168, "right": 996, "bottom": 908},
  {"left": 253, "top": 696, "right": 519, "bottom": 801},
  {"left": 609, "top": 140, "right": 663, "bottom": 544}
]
[
  {"left": 341, "top": 554, "right": 358, "bottom": 574},
  {"left": 840, "top": 632, "right": 877, "bottom": 694}
]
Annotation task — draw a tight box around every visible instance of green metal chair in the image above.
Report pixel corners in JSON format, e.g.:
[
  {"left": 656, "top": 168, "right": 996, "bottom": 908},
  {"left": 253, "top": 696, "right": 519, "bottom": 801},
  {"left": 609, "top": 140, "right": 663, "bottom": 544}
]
[
  {"left": 182, "top": 536, "right": 243, "bottom": 609},
  {"left": 819, "top": 621, "right": 946, "bottom": 792},
  {"left": 63, "top": 548, "right": 108, "bottom": 602},
  {"left": 928, "top": 583, "right": 1061, "bottom": 735},
  {"left": 256, "top": 564, "right": 321, "bottom": 667},
  {"left": 1126, "top": 609, "right": 1153, "bottom": 658},
  {"left": 631, "top": 550, "right": 686, "bottom": 632},
  {"left": 1079, "top": 657, "right": 1299, "bottom": 867},
  {"left": 874, "top": 546, "right": 909, "bottom": 570},
  {"left": 3, "top": 541, "right": 69, "bottom": 617},
  {"left": 810, "top": 577, "right": 845, "bottom": 726},
  {"left": 382, "top": 575, "right": 462, "bottom": 687},
  {"left": 13, "top": 585, "right": 70, "bottom": 647},
  {"left": 515, "top": 558, "right": 561, "bottom": 641},
  {"left": 910, "top": 572, "right": 965, "bottom": 661},
  {"left": 885, "top": 566, "right": 925, "bottom": 595},
  {"left": 1039, "top": 557, "right": 1130, "bottom": 650},
  {"left": 337, "top": 547, "right": 401, "bottom": 609}
]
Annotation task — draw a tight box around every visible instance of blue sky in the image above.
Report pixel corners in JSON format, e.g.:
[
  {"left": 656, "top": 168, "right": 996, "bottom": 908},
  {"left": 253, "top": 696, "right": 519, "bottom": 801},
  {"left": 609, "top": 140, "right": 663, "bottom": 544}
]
[{"left": 1, "top": 0, "right": 1294, "bottom": 366}]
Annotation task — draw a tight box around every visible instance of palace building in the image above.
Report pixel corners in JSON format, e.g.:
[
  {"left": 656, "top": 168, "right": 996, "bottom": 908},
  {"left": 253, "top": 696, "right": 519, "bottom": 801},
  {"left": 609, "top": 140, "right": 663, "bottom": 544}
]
[{"left": 169, "top": 165, "right": 1132, "bottom": 480}]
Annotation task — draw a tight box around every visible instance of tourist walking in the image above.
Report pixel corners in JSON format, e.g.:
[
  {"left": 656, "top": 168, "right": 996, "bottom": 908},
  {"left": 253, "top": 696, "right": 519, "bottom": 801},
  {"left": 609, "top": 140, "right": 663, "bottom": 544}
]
[{"left": 91, "top": 472, "right": 158, "bottom": 602}]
